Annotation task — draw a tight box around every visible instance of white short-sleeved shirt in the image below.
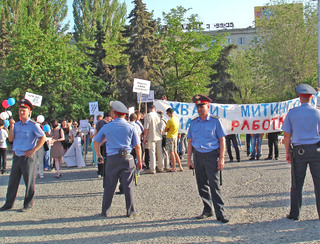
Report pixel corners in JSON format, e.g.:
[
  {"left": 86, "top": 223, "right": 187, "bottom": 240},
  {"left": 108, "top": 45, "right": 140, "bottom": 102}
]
[
  {"left": 144, "top": 111, "right": 162, "bottom": 142},
  {"left": 0, "top": 128, "right": 8, "bottom": 148}
]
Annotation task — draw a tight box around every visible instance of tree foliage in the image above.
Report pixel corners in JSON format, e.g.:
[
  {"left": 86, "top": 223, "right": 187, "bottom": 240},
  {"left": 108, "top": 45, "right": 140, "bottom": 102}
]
[
  {"left": 229, "top": 48, "right": 267, "bottom": 104},
  {"left": 121, "top": 0, "right": 163, "bottom": 81},
  {"left": 85, "top": 20, "right": 112, "bottom": 95},
  {"left": 73, "top": 0, "right": 126, "bottom": 46},
  {"left": 0, "top": 20, "right": 104, "bottom": 120},
  {"left": 207, "top": 44, "right": 238, "bottom": 103},
  {"left": 159, "top": 6, "right": 223, "bottom": 101},
  {"left": 0, "top": 0, "right": 68, "bottom": 33},
  {"left": 251, "top": 0, "right": 317, "bottom": 100}
]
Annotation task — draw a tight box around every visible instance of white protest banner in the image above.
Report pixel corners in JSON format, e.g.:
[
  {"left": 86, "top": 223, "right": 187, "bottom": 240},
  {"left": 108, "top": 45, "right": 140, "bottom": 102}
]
[
  {"left": 154, "top": 93, "right": 319, "bottom": 134},
  {"left": 94, "top": 111, "right": 104, "bottom": 124},
  {"left": 128, "top": 107, "right": 135, "bottom": 116},
  {"left": 137, "top": 90, "right": 154, "bottom": 103},
  {"left": 133, "top": 78, "right": 150, "bottom": 94},
  {"left": 25, "top": 92, "right": 43, "bottom": 107},
  {"left": 79, "top": 119, "right": 90, "bottom": 132},
  {"left": 89, "top": 101, "right": 99, "bottom": 115}
]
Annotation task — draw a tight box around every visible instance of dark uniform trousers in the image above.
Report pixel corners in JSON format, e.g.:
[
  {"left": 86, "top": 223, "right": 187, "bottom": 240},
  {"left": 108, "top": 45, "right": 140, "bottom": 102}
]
[
  {"left": 267, "top": 132, "right": 279, "bottom": 158},
  {"left": 291, "top": 144, "right": 320, "bottom": 219},
  {"left": 102, "top": 154, "right": 136, "bottom": 217},
  {"left": 193, "top": 149, "right": 225, "bottom": 218},
  {"left": 98, "top": 143, "right": 106, "bottom": 177},
  {"left": 4, "top": 155, "right": 35, "bottom": 208},
  {"left": 225, "top": 134, "right": 240, "bottom": 161},
  {"left": 246, "top": 134, "right": 251, "bottom": 156}
]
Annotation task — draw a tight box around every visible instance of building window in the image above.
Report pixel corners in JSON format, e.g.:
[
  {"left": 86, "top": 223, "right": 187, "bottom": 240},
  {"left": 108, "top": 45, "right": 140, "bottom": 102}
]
[{"left": 238, "top": 37, "right": 245, "bottom": 45}]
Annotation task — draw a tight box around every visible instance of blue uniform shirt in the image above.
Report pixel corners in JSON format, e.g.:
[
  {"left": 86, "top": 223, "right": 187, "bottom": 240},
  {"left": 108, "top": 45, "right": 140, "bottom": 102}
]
[
  {"left": 13, "top": 119, "right": 45, "bottom": 156},
  {"left": 94, "top": 118, "right": 140, "bottom": 156},
  {"left": 282, "top": 103, "right": 320, "bottom": 146},
  {"left": 187, "top": 114, "right": 227, "bottom": 153}
]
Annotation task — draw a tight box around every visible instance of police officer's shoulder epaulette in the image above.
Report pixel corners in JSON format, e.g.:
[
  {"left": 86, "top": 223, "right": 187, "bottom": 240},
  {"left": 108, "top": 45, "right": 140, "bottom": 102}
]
[
  {"left": 210, "top": 115, "right": 219, "bottom": 119},
  {"left": 191, "top": 116, "right": 199, "bottom": 121}
]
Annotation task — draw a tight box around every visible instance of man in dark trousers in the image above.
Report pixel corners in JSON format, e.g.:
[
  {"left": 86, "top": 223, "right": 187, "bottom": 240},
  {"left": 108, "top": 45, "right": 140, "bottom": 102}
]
[
  {"left": 187, "top": 95, "right": 229, "bottom": 223},
  {"left": 94, "top": 101, "right": 142, "bottom": 217},
  {"left": 0, "top": 98, "right": 46, "bottom": 212},
  {"left": 264, "top": 132, "right": 280, "bottom": 160},
  {"left": 282, "top": 84, "right": 320, "bottom": 221},
  {"left": 225, "top": 134, "right": 240, "bottom": 162}
]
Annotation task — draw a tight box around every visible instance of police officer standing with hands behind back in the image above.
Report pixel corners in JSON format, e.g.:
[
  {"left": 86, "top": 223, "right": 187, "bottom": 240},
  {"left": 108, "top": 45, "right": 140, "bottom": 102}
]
[
  {"left": 94, "top": 101, "right": 142, "bottom": 218},
  {"left": 282, "top": 84, "right": 320, "bottom": 221},
  {"left": 187, "top": 95, "right": 229, "bottom": 223},
  {"left": 0, "top": 98, "right": 46, "bottom": 212}
]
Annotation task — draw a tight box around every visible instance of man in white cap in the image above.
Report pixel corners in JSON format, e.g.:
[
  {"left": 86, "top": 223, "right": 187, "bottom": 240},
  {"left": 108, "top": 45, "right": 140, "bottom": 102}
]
[
  {"left": 282, "top": 84, "right": 320, "bottom": 221},
  {"left": 94, "top": 101, "right": 142, "bottom": 217}
]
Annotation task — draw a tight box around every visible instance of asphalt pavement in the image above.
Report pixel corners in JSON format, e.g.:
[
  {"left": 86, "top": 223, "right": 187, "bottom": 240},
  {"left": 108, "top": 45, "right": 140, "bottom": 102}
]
[{"left": 0, "top": 141, "right": 320, "bottom": 243}]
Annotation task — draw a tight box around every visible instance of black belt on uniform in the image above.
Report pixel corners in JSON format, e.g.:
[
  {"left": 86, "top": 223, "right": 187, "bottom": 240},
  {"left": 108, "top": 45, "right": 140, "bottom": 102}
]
[{"left": 292, "top": 142, "right": 320, "bottom": 156}]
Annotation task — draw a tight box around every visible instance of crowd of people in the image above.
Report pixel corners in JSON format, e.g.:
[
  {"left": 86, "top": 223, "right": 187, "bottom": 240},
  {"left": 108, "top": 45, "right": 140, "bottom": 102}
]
[
  {"left": 0, "top": 104, "right": 190, "bottom": 179},
  {"left": 1, "top": 83, "right": 320, "bottom": 223}
]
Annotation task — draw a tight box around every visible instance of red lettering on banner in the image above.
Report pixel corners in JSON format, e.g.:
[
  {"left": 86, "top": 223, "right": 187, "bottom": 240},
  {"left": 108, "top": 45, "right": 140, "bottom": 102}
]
[
  {"left": 231, "top": 120, "right": 240, "bottom": 131},
  {"left": 252, "top": 120, "right": 260, "bottom": 130},
  {"left": 234, "top": 116, "right": 285, "bottom": 132},
  {"left": 262, "top": 119, "right": 270, "bottom": 130},
  {"left": 278, "top": 116, "right": 284, "bottom": 128},
  {"left": 270, "top": 117, "right": 277, "bottom": 130},
  {"left": 241, "top": 120, "right": 250, "bottom": 130}
]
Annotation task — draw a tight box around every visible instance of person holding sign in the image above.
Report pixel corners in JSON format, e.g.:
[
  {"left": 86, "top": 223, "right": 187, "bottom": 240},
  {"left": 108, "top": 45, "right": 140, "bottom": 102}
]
[
  {"left": 282, "top": 84, "right": 320, "bottom": 221},
  {"left": 0, "top": 98, "right": 46, "bottom": 212},
  {"left": 187, "top": 95, "right": 229, "bottom": 223}
]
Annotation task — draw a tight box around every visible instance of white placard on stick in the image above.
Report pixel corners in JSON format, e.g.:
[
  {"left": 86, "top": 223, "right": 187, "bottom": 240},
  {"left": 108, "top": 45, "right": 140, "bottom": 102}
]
[
  {"left": 137, "top": 90, "right": 154, "bottom": 103},
  {"left": 133, "top": 78, "right": 151, "bottom": 94},
  {"left": 25, "top": 92, "right": 43, "bottom": 107},
  {"left": 128, "top": 107, "right": 135, "bottom": 116},
  {"left": 79, "top": 119, "right": 90, "bottom": 132},
  {"left": 89, "top": 101, "right": 99, "bottom": 115}
]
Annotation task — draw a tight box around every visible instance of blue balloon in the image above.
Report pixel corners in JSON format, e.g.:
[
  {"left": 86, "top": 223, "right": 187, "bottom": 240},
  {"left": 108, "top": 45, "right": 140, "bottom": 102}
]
[
  {"left": 43, "top": 124, "right": 51, "bottom": 132},
  {"left": 4, "top": 120, "right": 9, "bottom": 127},
  {"left": 7, "top": 98, "right": 15, "bottom": 106}
]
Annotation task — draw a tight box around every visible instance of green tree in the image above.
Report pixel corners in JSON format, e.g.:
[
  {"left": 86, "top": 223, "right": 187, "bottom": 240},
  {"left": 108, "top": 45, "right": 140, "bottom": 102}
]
[
  {"left": 253, "top": 1, "right": 317, "bottom": 100},
  {"left": 0, "top": 0, "right": 68, "bottom": 33},
  {"left": 85, "top": 20, "right": 113, "bottom": 96},
  {"left": 73, "top": 0, "right": 126, "bottom": 46},
  {"left": 0, "top": 21, "right": 104, "bottom": 120},
  {"left": 0, "top": 10, "right": 10, "bottom": 68},
  {"left": 110, "top": 62, "right": 138, "bottom": 107},
  {"left": 229, "top": 48, "right": 268, "bottom": 103},
  {"left": 121, "top": 0, "right": 163, "bottom": 81},
  {"left": 159, "top": 6, "right": 223, "bottom": 101},
  {"left": 207, "top": 44, "right": 238, "bottom": 103}
]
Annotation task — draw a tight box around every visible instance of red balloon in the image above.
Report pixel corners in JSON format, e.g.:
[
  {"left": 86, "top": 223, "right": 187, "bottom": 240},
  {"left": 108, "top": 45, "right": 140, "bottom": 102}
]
[{"left": 2, "top": 100, "right": 9, "bottom": 109}]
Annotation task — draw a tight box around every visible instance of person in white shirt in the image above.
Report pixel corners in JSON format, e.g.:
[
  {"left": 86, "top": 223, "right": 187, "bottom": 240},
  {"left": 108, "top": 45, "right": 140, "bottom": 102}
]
[
  {"left": 0, "top": 120, "right": 8, "bottom": 174},
  {"left": 143, "top": 105, "right": 164, "bottom": 174}
]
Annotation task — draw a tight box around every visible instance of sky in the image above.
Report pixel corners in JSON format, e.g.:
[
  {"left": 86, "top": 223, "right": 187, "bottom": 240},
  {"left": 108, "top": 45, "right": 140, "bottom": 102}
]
[{"left": 64, "top": 0, "right": 273, "bottom": 32}]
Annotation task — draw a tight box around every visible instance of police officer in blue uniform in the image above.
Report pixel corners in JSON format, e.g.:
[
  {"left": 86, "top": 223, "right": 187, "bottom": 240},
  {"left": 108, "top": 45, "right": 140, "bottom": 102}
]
[
  {"left": 0, "top": 98, "right": 46, "bottom": 212},
  {"left": 94, "top": 101, "right": 142, "bottom": 217},
  {"left": 187, "top": 95, "right": 229, "bottom": 223},
  {"left": 282, "top": 84, "right": 320, "bottom": 221}
]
